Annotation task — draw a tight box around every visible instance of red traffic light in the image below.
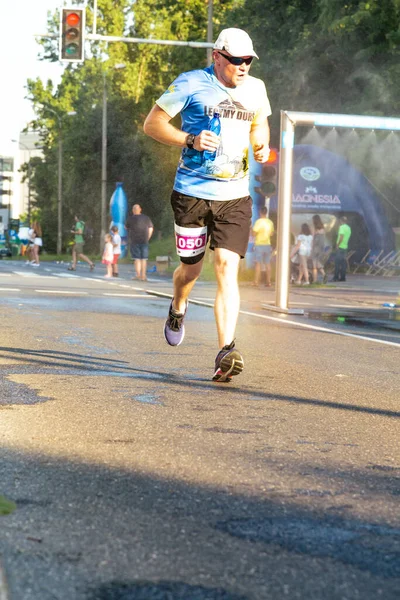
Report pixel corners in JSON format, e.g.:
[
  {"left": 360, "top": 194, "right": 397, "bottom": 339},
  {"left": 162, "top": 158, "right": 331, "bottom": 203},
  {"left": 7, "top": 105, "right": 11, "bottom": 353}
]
[
  {"left": 59, "top": 8, "right": 85, "bottom": 62},
  {"left": 66, "top": 12, "right": 81, "bottom": 27},
  {"left": 266, "top": 147, "right": 279, "bottom": 164}
]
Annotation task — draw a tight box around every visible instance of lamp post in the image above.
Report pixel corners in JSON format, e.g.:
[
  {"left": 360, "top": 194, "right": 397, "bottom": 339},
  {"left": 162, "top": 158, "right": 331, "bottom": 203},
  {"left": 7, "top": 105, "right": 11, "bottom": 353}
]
[
  {"left": 12, "top": 140, "right": 32, "bottom": 221},
  {"left": 43, "top": 107, "right": 76, "bottom": 255},
  {"left": 100, "top": 70, "right": 107, "bottom": 252},
  {"left": 100, "top": 63, "right": 126, "bottom": 253},
  {"left": 207, "top": 0, "right": 213, "bottom": 66}
]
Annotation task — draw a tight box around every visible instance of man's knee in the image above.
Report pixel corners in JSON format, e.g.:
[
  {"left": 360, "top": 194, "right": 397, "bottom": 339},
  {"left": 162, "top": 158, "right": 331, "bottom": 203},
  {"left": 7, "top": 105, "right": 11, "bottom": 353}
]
[
  {"left": 176, "top": 257, "right": 203, "bottom": 283},
  {"left": 214, "top": 249, "right": 240, "bottom": 280}
]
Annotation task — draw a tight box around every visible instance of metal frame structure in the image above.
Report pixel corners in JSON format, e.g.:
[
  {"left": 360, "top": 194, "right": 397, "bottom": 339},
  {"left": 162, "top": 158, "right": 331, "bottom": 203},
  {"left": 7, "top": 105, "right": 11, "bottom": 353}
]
[
  {"left": 274, "top": 110, "right": 400, "bottom": 313},
  {"left": 37, "top": 1, "right": 214, "bottom": 51}
]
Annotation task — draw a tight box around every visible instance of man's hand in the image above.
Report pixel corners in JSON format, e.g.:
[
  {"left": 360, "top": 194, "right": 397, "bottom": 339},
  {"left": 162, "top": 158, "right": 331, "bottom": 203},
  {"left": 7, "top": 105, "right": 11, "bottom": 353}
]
[
  {"left": 193, "top": 130, "right": 220, "bottom": 152},
  {"left": 253, "top": 143, "right": 270, "bottom": 163}
]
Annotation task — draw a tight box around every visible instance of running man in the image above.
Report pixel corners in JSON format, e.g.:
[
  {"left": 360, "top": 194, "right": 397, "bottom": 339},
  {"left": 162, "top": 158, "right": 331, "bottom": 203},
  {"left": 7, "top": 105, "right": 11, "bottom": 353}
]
[{"left": 144, "top": 28, "right": 271, "bottom": 381}]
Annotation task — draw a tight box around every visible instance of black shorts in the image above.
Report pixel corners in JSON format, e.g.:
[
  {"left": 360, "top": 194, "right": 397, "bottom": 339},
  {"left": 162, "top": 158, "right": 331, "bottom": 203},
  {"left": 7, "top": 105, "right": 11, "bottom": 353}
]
[{"left": 171, "top": 190, "right": 252, "bottom": 263}]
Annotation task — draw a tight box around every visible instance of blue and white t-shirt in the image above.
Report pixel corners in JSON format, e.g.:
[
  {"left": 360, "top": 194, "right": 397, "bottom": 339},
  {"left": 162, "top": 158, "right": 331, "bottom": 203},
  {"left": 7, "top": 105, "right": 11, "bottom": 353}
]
[{"left": 156, "top": 65, "right": 271, "bottom": 201}]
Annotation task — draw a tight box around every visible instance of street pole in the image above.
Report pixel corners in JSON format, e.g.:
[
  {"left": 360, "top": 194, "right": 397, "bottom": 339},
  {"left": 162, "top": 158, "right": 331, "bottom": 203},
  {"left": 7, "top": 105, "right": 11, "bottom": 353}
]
[
  {"left": 207, "top": 0, "right": 213, "bottom": 66},
  {"left": 27, "top": 161, "right": 31, "bottom": 222},
  {"left": 42, "top": 107, "right": 75, "bottom": 254},
  {"left": 57, "top": 128, "right": 63, "bottom": 255},
  {"left": 40, "top": 107, "right": 63, "bottom": 254},
  {"left": 100, "top": 70, "right": 107, "bottom": 253}
]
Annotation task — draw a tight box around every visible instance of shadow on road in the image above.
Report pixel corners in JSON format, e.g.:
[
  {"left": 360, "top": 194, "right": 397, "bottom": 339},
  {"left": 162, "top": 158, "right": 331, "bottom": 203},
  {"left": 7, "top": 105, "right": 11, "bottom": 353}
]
[
  {"left": 0, "top": 346, "right": 399, "bottom": 419},
  {"left": 0, "top": 447, "right": 399, "bottom": 599}
]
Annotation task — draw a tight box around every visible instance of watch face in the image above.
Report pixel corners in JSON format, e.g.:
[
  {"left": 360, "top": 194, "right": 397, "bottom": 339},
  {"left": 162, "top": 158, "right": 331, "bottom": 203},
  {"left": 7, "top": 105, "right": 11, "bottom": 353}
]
[{"left": 186, "top": 134, "right": 195, "bottom": 149}]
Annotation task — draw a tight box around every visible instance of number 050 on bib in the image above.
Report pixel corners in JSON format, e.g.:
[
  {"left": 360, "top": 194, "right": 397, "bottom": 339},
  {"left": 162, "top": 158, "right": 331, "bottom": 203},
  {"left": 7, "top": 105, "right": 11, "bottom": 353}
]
[{"left": 174, "top": 223, "right": 208, "bottom": 257}]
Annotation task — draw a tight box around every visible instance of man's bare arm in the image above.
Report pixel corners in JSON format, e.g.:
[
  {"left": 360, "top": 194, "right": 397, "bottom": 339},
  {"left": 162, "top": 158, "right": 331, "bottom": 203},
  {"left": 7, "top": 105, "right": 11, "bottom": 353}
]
[
  {"left": 143, "top": 105, "right": 187, "bottom": 147},
  {"left": 250, "top": 119, "right": 270, "bottom": 163},
  {"left": 143, "top": 105, "right": 219, "bottom": 153}
]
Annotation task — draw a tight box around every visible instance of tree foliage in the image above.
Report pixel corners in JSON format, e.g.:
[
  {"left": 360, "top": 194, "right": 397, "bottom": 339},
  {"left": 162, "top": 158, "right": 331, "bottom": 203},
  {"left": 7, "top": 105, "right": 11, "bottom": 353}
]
[{"left": 25, "top": 0, "right": 400, "bottom": 251}]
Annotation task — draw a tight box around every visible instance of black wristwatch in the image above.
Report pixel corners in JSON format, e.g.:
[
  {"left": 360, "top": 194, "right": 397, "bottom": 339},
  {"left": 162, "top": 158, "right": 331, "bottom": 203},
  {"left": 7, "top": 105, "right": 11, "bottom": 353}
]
[{"left": 186, "top": 133, "right": 196, "bottom": 149}]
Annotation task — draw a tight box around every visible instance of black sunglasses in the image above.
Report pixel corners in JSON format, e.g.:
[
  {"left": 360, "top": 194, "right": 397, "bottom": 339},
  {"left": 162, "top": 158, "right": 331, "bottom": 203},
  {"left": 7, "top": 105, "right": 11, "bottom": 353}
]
[{"left": 217, "top": 52, "right": 253, "bottom": 66}]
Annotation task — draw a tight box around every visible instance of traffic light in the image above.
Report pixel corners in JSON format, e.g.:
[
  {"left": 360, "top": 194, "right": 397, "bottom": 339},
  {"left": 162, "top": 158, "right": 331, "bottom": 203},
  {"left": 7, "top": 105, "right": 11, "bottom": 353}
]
[
  {"left": 59, "top": 7, "right": 85, "bottom": 62},
  {"left": 254, "top": 148, "right": 279, "bottom": 197}
]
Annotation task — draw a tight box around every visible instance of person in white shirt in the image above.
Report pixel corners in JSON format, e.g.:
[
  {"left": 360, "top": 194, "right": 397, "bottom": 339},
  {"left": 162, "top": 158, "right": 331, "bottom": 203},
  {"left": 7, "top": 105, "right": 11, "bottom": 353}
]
[
  {"left": 31, "top": 223, "right": 43, "bottom": 267},
  {"left": 291, "top": 223, "right": 313, "bottom": 285},
  {"left": 25, "top": 225, "right": 36, "bottom": 264},
  {"left": 111, "top": 225, "right": 121, "bottom": 278}
]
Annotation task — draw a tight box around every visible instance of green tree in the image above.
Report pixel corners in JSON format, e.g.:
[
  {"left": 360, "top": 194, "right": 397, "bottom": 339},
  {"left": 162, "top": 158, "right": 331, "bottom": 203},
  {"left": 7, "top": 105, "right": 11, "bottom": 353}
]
[{"left": 24, "top": 0, "right": 400, "bottom": 249}]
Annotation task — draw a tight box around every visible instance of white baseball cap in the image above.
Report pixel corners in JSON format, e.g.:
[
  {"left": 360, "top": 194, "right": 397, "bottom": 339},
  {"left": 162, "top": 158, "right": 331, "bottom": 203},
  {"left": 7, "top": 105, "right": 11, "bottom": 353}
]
[{"left": 214, "top": 28, "right": 258, "bottom": 59}]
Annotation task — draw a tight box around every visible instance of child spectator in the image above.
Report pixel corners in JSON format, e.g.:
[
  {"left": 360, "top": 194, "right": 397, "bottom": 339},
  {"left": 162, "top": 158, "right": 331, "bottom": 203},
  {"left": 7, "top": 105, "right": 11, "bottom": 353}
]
[
  {"left": 291, "top": 223, "right": 313, "bottom": 285},
  {"left": 111, "top": 225, "right": 121, "bottom": 278},
  {"left": 102, "top": 233, "right": 113, "bottom": 278}
]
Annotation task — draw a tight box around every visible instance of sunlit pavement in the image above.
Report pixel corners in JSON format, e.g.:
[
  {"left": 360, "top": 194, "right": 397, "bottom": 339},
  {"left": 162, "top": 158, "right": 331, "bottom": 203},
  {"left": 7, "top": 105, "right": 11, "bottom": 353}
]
[{"left": 0, "top": 260, "right": 399, "bottom": 599}]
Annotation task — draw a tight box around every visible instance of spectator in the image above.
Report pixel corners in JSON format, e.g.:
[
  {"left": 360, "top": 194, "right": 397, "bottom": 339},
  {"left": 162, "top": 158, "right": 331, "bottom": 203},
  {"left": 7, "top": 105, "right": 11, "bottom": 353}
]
[
  {"left": 31, "top": 222, "right": 42, "bottom": 267},
  {"left": 25, "top": 223, "right": 36, "bottom": 265},
  {"left": 68, "top": 215, "right": 95, "bottom": 272},
  {"left": 125, "top": 204, "right": 154, "bottom": 281},
  {"left": 291, "top": 223, "right": 313, "bottom": 285},
  {"left": 111, "top": 225, "right": 121, "bottom": 277},
  {"left": 101, "top": 233, "right": 114, "bottom": 278},
  {"left": 332, "top": 216, "right": 352, "bottom": 282},
  {"left": 311, "top": 214, "right": 328, "bottom": 284},
  {"left": 252, "top": 206, "right": 274, "bottom": 287}
]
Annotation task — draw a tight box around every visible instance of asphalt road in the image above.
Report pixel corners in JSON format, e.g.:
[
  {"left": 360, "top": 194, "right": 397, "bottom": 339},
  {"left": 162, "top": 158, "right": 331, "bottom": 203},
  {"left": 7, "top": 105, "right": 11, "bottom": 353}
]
[{"left": 0, "top": 261, "right": 399, "bottom": 600}]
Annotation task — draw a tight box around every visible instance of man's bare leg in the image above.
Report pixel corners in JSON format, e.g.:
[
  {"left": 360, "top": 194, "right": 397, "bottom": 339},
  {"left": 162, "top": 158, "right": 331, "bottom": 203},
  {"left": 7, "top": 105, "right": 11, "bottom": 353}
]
[
  {"left": 134, "top": 259, "right": 141, "bottom": 279},
  {"left": 254, "top": 261, "right": 261, "bottom": 286},
  {"left": 71, "top": 248, "right": 77, "bottom": 269},
  {"left": 141, "top": 259, "right": 148, "bottom": 280},
  {"left": 213, "top": 248, "right": 240, "bottom": 348},
  {"left": 172, "top": 259, "right": 204, "bottom": 314},
  {"left": 79, "top": 253, "right": 94, "bottom": 268},
  {"left": 266, "top": 263, "right": 271, "bottom": 286}
]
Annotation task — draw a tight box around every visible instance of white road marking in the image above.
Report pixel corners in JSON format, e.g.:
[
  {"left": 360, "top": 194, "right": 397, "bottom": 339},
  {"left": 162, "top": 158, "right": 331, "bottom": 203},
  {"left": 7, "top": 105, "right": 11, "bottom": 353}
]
[
  {"left": 193, "top": 296, "right": 215, "bottom": 302},
  {"left": 240, "top": 309, "right": 400, "bottom": 349},
  {"left": 263, "top": 300, "right": 313, "bottom": 306},
  {"left": 13, "top": 272, "right": 50, "bottom": 278},
  {"left": 327, "top": 304, "right": 375, "bottom": 309},
  {"left": 0, "top": 288, "right": 21, "bottom": 292},
  {"left": 145, "top": 290, "right": 400, "bottom": 349},
  {"left": 0, "top": 274, "right": 11, "bottom": 277},
  {"left": 35, "top": 290, "right": 88, "bottom": 295},
  {"left": 103, "top": 293, "right": 149, "bottom": 297}
]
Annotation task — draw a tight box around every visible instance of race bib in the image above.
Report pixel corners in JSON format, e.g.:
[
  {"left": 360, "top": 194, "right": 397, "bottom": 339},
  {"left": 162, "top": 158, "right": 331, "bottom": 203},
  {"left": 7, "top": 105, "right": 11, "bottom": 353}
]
[{"left": 175, "top": 223, "right": 207, "bottom": 257}]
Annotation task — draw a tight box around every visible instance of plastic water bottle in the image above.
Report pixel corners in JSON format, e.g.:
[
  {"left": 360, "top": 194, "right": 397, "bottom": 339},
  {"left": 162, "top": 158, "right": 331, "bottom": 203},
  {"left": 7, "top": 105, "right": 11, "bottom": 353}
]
[
  {"left": 382, "top": 302, "right": 396, "bottom": 308},
  {"left": 203, "top": 112, "right": 221, "bottom": 161}
]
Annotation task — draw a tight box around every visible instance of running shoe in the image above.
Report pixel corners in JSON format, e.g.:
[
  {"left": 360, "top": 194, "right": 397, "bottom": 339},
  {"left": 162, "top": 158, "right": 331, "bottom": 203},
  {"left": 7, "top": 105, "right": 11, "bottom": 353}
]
[
  {"left": 212, "top": 341, "right": 244, "bottom": 382},
  {"left": 164, "top": 300, "right": 187, "bottom": 346}
]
